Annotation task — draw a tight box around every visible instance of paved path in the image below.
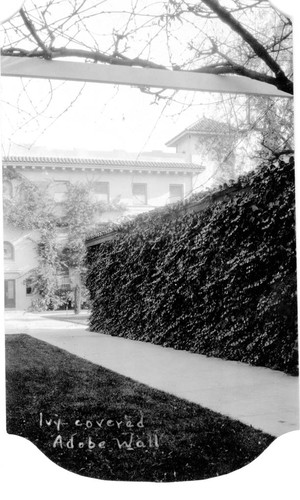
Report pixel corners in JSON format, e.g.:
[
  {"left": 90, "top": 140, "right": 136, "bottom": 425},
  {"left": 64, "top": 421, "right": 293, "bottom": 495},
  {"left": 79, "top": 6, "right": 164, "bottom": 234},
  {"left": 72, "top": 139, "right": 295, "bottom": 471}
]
[{"left": 4, "top": 310, "right": 299, "bottom": 437}]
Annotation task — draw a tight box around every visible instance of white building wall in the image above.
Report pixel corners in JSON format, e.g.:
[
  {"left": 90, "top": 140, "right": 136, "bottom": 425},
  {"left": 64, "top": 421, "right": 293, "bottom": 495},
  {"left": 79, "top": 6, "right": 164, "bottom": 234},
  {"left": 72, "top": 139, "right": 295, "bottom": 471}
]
[
  {"left": 174, "top": 134, "right": 239, "bottom": 187},
  {"left": 3, "top": 226, "right": 39, "bottom": 310},
  {"left": 175, "top": 135, "right": 197, "bottom": 162},
  {"left": 17, "top": 167, "right": 194, "bottom": 211},
  {"left": 3, "top": 162, "right": 197, "bottom": 310}
]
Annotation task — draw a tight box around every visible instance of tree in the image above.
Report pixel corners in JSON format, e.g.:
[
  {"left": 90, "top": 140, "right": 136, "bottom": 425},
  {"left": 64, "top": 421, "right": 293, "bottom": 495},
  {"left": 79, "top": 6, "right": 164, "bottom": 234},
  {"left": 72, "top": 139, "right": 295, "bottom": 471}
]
[
  {"left": 1, "top": 0, "right": 293, "bottom": 94},
  {"left": 60, "top": 183, "right": 126, "bottom": 312},
  {"left": 3, "top": 168, "right": 125, "bottom": 312},
  {"left": 3, "top": 168, "right": 62, "bottom": 309},
  {"left": 212, "top": 92, "right": 294, "bottom": 163},
  {"left": 247, "top": 96, "right": 294, "bottom": 159},
  {"left": 59, "top": 182, "right": 102, "bottom": 314},
  {"left": 3, "top": 167, "right": 56, "bottom": 230}
]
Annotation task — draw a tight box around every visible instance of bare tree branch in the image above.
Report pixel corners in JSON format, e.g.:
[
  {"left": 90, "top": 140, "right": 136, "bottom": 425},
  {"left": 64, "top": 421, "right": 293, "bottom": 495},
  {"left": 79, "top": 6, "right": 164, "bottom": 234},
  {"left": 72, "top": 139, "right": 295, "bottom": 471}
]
[
  {"left": 1, "top": 45, "right": 167, "bottom": 69},
  {"left": 192, "top": 0, "right": 293, "bottom": 93},
  {"left": 191, "top": 62, "right": 277, "bottom": 85},
  {"left": 19, "top": 7, "right": 52, "bottom": 59},
  {"left": 1, "top": 0, "right": 293, "bottom": 95}
]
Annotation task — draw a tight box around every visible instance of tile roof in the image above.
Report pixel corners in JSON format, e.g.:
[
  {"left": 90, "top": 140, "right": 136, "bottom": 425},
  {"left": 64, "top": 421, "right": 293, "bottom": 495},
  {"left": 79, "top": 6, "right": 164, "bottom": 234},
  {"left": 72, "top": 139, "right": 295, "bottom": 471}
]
[
  {"left": 166, "top": 117, "right": 237, "bottom": 147},
  {"left": 186, "top": 117, "right": 237, "bottom": 134},
  {"left": 2, "top": 156, "right": 204, "bottom": 172}
]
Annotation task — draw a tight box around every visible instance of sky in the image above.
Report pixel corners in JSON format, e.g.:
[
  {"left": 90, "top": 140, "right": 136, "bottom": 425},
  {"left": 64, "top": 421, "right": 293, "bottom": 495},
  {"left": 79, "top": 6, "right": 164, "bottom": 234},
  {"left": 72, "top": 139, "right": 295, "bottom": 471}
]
[
  {"left": 1, "top": 0, "right": 295, "bottom": 159},
  {"left": 0, "top": 0, "right": 216, "bottom": 157},
  {"left": 0, "top": 74, "right": 236, "bottom": 157},
  {"left": 0, "top": 77, "right": 210, "bottom": 155}
]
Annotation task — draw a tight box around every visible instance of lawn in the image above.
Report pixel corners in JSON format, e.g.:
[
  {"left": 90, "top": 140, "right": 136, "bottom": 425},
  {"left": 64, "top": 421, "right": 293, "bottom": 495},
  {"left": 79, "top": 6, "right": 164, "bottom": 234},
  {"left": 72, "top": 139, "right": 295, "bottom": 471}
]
[{"left": 5, "top": 334, "right": 275, "bottom": 482}]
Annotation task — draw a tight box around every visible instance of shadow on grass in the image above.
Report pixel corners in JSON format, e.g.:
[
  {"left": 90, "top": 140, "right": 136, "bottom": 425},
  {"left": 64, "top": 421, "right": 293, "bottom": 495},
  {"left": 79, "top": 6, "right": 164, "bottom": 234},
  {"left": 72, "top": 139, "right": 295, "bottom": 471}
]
[{"left": 5, "top": 334, "right": 275, "bottom": 482}]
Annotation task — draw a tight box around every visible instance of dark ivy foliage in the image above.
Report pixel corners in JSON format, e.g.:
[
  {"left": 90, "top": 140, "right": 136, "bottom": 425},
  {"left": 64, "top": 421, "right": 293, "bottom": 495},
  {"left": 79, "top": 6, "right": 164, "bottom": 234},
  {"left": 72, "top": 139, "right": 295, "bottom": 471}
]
[{"left": 87, "top": 157, "right": 298, "bottom": 375}]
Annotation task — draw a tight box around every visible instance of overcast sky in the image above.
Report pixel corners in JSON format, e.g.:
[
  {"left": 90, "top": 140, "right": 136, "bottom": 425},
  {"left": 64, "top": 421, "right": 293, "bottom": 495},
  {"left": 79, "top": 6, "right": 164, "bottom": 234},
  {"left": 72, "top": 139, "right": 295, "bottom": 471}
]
[
  {"left": 1, "top": 75, "right": 231, "bottom": 157},
  {"left": 0, "top": 0, "right": 296, "bottom": 158}
]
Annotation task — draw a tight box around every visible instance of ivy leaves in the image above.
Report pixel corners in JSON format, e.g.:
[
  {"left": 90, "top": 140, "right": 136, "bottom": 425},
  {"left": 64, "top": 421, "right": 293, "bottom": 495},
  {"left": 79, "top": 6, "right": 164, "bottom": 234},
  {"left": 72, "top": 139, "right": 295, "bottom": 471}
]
[
  {"left": 3, "top": 174, "right": 56, "bottom": 231},
  {"left": 87, "top": 157, "right": 297, "bottom": 375},
  {"left": 3, "top": 172, "right": 123, "bottom": 311}
]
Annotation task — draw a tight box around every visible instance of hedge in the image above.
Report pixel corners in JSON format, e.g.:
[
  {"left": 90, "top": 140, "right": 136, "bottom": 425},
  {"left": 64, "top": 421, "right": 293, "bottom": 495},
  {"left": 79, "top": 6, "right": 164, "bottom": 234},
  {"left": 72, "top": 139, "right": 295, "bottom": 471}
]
[{"left": 86, "top": 157, "right": 298, "bottom": 375}]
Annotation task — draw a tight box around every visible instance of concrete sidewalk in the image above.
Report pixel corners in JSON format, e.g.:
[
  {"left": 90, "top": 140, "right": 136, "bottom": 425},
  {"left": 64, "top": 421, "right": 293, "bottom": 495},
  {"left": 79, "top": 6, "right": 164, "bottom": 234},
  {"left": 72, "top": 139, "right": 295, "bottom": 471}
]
[{"left": 4, "top": 310, "right": 299, "bottom": 437}]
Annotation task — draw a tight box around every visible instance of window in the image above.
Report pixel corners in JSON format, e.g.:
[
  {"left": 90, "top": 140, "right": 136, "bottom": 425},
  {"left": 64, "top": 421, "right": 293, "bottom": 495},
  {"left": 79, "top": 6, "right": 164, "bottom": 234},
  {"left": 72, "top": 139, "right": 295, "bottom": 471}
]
[
  {"left": 26, "top": 279, "right": 33, "bottom": 295},
  {"left": 5, "top": 279, "right": 16, "bottom": 308},
  {"left": 59, "top": 276, "right": 71, "bottom": 291},
  {"left": 57, "top": 270, "right": 71, "bottom": 291},
  {"left": 51, "top": 181, "right": 69, "bottom": 202},
  {"left": 169, "top": 184, "right": 184, "bottom": 203},
  {"left": 36, "top": 181, "right": 50, "bottom": 193},
  {"left": 4, "top": 241, "right": 14, "bottom": 260},
  {"left": 132, "top": 183, "right": 147, "bottom": 206},
  {"left": 3, "top": 180, "right": 12, "bottom": 198},
  {"left": 94, "top": 182, "right": 110, "bottom": 202}
]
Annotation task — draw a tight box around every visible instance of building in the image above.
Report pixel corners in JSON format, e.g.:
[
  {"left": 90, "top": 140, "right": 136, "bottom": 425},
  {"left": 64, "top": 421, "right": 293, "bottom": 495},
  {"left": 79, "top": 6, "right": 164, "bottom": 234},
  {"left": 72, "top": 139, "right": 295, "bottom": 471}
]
[
  {"left": 2, "top": 153, "right": 204, "bottom": 310},
  {"left": 3, "top": 225, "right": 40, "bottom": 310},
  {"left": 3, "top": 116, "right": 249, "bottom": 310},
  {"left": 166, "top": 117, "right": 240, "bottom": 186}
]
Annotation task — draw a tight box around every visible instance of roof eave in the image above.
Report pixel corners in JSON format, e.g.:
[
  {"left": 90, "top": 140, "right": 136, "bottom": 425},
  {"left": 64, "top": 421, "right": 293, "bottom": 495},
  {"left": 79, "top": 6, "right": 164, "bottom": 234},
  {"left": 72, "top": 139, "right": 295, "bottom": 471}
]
[
  {"left": 86, "top": 230, "right": 118, "bottom": 246},
  {"left": 166, "top": 129, "right": 239, "bottom": 147},
  {"left": 2, "top": 156, "right": 204, "bottom": 174}
]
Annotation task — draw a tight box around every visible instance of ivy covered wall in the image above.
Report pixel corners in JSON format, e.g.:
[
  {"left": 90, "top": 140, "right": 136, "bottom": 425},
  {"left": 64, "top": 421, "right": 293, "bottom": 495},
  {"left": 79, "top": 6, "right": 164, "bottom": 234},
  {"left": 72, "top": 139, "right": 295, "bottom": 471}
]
[
  {"left": 86, "top": 157, "right": 297, "bottom": 375},
  {"left": 3, "top": 167, "right": 124, "bottom": 311}
]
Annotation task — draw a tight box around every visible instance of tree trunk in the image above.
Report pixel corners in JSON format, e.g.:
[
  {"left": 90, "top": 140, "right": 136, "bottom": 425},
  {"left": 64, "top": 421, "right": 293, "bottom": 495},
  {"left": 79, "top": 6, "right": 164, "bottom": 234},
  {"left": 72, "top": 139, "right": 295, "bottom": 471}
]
[{"left": 74, "top": 284, "right": 81, "bottom": 315}]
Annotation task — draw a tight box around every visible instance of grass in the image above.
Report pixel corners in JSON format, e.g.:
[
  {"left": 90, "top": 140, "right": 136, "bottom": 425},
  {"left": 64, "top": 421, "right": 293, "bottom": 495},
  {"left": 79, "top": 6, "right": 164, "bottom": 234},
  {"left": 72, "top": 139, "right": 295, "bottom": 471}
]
[{"left": 5, "top": 334, "right": 275, "bottom": 482}]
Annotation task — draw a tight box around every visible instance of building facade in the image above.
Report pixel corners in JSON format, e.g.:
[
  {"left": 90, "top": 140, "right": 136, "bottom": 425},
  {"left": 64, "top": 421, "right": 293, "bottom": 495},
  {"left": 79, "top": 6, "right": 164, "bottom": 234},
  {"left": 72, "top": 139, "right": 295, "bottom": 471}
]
[
  {"left": 3, "top": 225, "right": 40, "bottom": 310},
  {"left": 166, "top": 117, "right": 240, "bottom": 186},
  {"left": 2, "top": 154, "right": 204, "bottom": 310},
  {"left": 3, "top": 116, "right": 247, "bottom": 310}
]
